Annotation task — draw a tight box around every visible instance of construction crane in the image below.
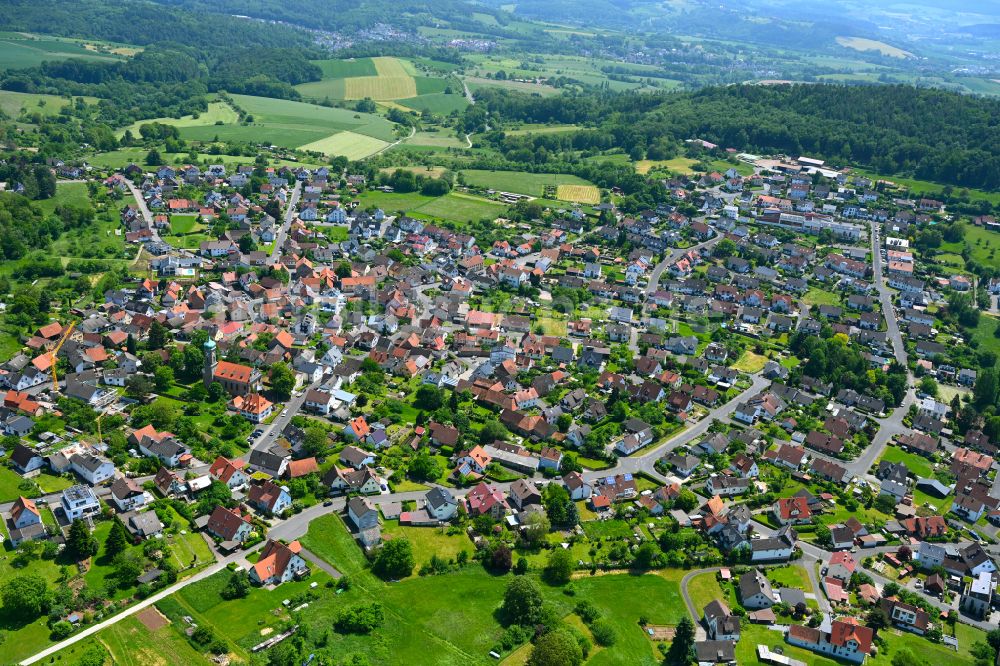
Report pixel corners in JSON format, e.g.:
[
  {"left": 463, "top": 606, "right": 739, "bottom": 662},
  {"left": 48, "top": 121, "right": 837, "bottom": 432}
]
[{"left": 49, "top": 321, "right": 76, "bottom": 393}]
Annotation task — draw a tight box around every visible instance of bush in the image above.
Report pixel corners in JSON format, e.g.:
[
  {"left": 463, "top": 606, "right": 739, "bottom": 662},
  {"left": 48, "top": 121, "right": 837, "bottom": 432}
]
[
  {"left": 574, "top": 600, "right": 601, "bottom": 624},
  {"left": 334, "top": 602, "right": 384, "bottom": 634},
  {"left": 50, "top": 620, "right": 73, "bottom": 639},
  {"left": 493, "top": 623, "right": 533, "bottom": 653},
  {"left": 589, "top": 619, "right": 617, "bottom": 647}
]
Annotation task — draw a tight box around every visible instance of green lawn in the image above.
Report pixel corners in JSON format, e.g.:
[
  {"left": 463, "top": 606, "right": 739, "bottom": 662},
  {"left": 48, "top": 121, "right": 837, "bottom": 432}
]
[
  {"left": 381, "top": 520, "right": 473, "bottom": 569},
  {"left": 686, "top": 572, "right": 736, "bottom": 613},
  {"left": 0, "top": 90, "right": 75, "bottom": 118},
  {"left": 803, "top": 287, "right": 841, "bottom": 307},
  {"left": 312, "top": 57, "right": 379, "bottom": 78},
  {"left": 731, "top": 350, "right": 769, "bottom": 373},
  {"left": 766, "top": 564, "right": 812, "bottom": 592},
  {"left": 169, "top": 214, "right": 201, "bottom": 235},
  {"left": 736, "top": 624, "right": 842, "bottom": 666},
  {"left": 878, "top": 445, "right": 936, "bottom": 479},
  {"left": 0, "top": 465, "right": 38, "bottom": 501},
  {"left": 297, "top": 514, "right": 685, "bottom": 664},
  {"left": 868, "top": 621, "right": 984, "bottom": 665},
  {"left": 581, "top": 519, "right": 634, "bottom": 540},
  {"left": 971, "top": 314, "right": 1000, "bottom": 358}
]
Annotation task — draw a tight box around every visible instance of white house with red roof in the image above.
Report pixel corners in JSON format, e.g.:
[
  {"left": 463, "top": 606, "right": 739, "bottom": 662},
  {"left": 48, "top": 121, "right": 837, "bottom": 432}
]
[
  {"left": 787, "top": 619, "right": 873, "bottom": 663},
  {"left": 464, "top": 482, "right": 507, "bottom": 519},
  {"left": 249, "top": 539, "right": 307, "bottom": 586},
  {"left": 209, "top": 456, "right": 249, "bottom": 489}
]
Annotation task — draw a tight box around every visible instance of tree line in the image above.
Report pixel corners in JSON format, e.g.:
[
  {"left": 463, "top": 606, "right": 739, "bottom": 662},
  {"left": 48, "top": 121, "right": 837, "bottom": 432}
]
[{"left": 469, "top": 83, "right": 1000, "bottom": 190}]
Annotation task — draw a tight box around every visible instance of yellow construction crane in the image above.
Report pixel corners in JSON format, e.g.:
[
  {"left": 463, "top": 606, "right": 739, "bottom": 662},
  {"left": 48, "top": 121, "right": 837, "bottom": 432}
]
[{"left": 49, "top": 320, "right": 76, "bottom": 392}]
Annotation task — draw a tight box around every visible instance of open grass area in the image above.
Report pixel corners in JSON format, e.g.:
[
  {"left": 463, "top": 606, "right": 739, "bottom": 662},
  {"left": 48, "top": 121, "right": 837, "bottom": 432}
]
[
  {"left": 116, "top": 101, "right": 239, "bottom": 138},
  {"left": 312, "top": 57, "right": 379, "bottom": 78},
  {"left": 506, "top": 124, "right": 581, "bottom": 136},
  {"left": 686, "top": 572, "right": 736, "bottom": 613},
  {"left": 803, "top": 287, "right": 841, "bottom": 307},
  {"left": 404, "top": 129, "right": 468, "bottom": 148},
  {"left": 93, "top": 613, "right": 207, "bottom": 666},
  {"left": 298, "top": 131, "right": 390, "bottom": 159},
  {"left": 766, "top": 564, "right": 812, "bottom": 592},
  {"left": 556, "top": 184, "right": 601, "bottom": 204},
  {"left": 0, "top": 90, "right": 81, "bottom": 119},
  {"left": 731, "top": 350, "right": 769, "bottom": 373},
  {"left": 412, "top": 191, "right": 507, "bottom": 223},
  {"left": 382, "top": 520, "right": 472, "bottom": 568},
  {"left": 836, "top": 36, "right": 914, "bottom": 59},
  {"left": 635, "top": 156, "right": 698, "bottom": 175},
  {"left": 460, "top": 169, "right": 595, "bottom": 197},
  {"left": 868, "top": 621, "right": 983, "bottom": 665},
  {"left": 301, "top": 513, "right": 683, "bottom": 665},
  {"left": 169, "top": 214, "right": 200, "bottom": 235},
  {"left": 879, "top": 445, "right": 936, "bottom": 479},
  {"left": 971, "top": 314, "right": 1000, "bottom": 358},
  {"left": 0, "top": 465, "right": 38, "bottom": 501},
  {"left": 397, "top": 92, "right": 469, "bottom": 115},
  {"left": 0, "top": 33, "right": 120, "bottom": 71},
  {"left": 175, "top": 94, "right": 397, "bottom": 149},
  {"left": 581, "top": 519, "right": 634, "bottom": 540},
  {"left": 466, "top": 76, "right": 560, "bottom": 96}
]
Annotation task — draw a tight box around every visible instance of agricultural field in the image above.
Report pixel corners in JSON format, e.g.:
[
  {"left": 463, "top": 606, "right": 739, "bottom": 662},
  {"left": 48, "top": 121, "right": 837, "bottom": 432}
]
[
  {"left": 556, "top": 184, "right": 600, "bottom": 204},
  {"left": 297, "top": 56, "right": 457, "bottom": 112},
  {"left": 397, "top": 92, "right": 469, "bottom": 115},
  {"left": 170, "top": 94, "right": 397, "bottom": 158},
  {"left": 836, "top": 36, "right": 914, "bottom": 59},
  {"left": 379, "top": 165, "right": 449, "bottom": 179},
  {"left": 402, "top": 129, "right": 469, "bottom": 150},
  {"left": 0, "top": 32, "right": 122, "bottom": 71},
  {"left": 412, "top": 191, "right": 507, "bottom": 223},
  {"left": 0, "top": 90, "right": 83, "bottom": 119},
  {"left": 466, "top": 76, "right": 560, "bottom": 96},
  {"left": 116, "top": 101, "right": 240, "bottom": 138},
  {"left": 298, "top": 131, "right": 390, "bottom": 160},
  {"left": 505, "top": 124, "right": 581, "bottom": 136},
  {"left": 635, "top": 157, "right": 698, "bottom": 175},
  {"left": 460, "top": 169, "right": 596, "bottom": 198}
]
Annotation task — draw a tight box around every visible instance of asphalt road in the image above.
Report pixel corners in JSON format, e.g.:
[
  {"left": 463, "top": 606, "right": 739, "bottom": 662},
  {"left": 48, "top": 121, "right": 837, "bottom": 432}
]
[
  {"left": 123, "top": 178, "right": 161, "bottom": 244},
  {"left": 644, "top": 235, "right": 722, "bottom": 297},
  {"left": 269, "top": 181, "right": 302, "bottom": 261}
]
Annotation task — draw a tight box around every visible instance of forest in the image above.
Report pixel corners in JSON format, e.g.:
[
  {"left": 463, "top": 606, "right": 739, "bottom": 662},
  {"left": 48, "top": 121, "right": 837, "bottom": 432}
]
[
  {"left": 471, "top": 84, "right": 1000, "bottom": 190},
  {"left": 0, "top": 0, "right": 310, "bottom": 49},
  {"left": 0, "top": 45, "right": 323, "bottom": 127}
]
